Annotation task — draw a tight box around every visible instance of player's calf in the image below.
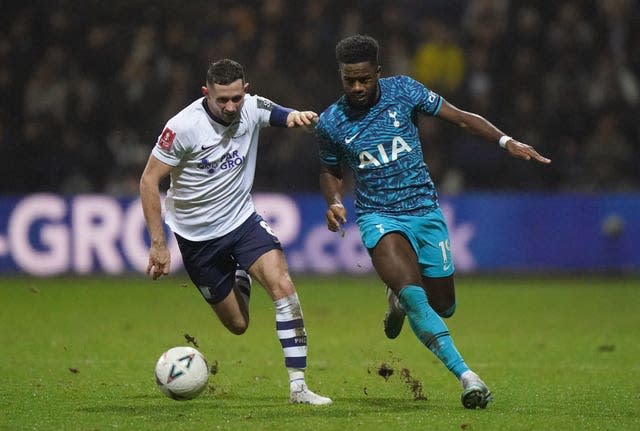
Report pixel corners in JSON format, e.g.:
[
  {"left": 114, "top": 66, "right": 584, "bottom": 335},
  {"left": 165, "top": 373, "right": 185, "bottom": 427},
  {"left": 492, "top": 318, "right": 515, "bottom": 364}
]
[{"left": 211, "top": 272, "right": 252, "bottom": 335}]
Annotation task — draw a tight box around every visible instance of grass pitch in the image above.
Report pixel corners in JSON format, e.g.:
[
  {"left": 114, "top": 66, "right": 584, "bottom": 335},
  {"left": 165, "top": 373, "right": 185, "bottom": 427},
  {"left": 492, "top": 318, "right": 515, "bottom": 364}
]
[{"left": 1, "top": 274, "right": 639, "bottom": 430}]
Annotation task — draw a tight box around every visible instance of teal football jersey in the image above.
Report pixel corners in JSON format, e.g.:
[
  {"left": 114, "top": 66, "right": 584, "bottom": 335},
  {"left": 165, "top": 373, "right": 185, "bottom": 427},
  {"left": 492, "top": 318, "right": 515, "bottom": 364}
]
[{"left": 316, "top": 75, "right": 443, "bottom": 216}]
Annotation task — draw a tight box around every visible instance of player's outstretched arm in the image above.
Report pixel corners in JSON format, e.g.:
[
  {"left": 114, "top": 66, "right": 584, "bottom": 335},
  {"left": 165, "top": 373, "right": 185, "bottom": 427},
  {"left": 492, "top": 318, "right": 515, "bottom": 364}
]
[
  {"left": 436, "top": 100, "right": 551, "bottom": 164},
  {"left": 140, "top": 155, "right": 173, "bottom": 280}
]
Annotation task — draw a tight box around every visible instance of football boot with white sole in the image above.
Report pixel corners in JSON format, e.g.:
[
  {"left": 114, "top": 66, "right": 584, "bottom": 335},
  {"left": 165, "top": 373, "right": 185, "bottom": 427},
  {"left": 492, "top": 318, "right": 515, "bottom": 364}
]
[
  {"left": 383, "top": 286, "right": 406, "bottom": 339},
  {"left": 460, "top": 372, "right": 492, "bottom": 409},
  {"left": 289, "top": 383, "right": 333, "bottom": 405}
]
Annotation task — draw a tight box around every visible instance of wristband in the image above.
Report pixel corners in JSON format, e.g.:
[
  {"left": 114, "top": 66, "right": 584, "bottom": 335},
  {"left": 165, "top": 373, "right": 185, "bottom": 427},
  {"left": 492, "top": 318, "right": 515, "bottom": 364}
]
[{"left": 499, "top": 135, "right": 511, "bottom": 149}]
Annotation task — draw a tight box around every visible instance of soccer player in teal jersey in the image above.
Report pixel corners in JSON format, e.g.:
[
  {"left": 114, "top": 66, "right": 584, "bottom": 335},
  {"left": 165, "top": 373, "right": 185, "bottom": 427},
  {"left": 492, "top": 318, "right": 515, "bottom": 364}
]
[{"left": 316, "top": 35, "right": 551, "bottom": 409}]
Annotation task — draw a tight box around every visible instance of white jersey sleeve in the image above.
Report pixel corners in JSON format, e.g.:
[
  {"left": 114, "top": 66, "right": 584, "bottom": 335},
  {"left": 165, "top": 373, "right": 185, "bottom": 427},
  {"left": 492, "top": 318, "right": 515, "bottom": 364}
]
[{"left": 151, "top": 95, "right": 273, "bottom": 241}]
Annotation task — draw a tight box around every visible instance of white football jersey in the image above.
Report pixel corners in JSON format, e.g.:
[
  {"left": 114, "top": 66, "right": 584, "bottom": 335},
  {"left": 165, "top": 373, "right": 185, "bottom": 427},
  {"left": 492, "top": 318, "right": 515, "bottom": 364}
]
[{"left": 152, "top": 95, "right": 274, "bottom": 241}]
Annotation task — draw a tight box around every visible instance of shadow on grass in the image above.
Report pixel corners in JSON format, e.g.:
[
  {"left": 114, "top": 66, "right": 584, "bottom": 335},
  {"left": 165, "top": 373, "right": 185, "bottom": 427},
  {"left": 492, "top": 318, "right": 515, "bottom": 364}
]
[{"left": 77, "top": 394, "right": 430, "bottom": 419}]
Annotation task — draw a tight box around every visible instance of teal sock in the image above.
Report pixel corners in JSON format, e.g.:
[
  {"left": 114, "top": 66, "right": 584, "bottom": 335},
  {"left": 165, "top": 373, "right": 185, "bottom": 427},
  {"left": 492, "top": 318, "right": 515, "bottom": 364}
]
[{"left": 398, "top": 285, "right": 469, "bottom": 378}]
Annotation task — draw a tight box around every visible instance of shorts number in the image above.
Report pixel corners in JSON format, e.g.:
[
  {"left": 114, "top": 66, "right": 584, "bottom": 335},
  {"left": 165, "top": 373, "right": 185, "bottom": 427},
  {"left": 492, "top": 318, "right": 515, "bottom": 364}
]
[{"left": 438, "top": 239, "right": 451, "bottom": 264}]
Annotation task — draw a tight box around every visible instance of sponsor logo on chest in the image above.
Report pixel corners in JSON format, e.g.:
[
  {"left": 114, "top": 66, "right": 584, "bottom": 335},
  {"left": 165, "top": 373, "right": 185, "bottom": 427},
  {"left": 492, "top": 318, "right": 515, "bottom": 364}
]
[
  {"left": 358, "top": 136, "right": 412, "bottom": 169},
  {"left": 197, "top": 150, "right": 244, "bottom": 174}
]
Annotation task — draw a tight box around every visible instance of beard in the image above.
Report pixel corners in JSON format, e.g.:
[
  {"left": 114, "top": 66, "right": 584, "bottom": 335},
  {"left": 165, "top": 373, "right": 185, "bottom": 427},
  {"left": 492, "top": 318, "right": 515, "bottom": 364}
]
[{"left": 347, "top": 93, "right": 372, "bottom": 109}]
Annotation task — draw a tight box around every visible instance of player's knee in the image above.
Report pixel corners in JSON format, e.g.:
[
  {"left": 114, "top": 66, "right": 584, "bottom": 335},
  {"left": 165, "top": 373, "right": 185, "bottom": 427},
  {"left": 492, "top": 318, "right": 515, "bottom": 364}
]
[
  {"left": 229, "top": 326, "right": 248, "bottom": 335},
  {"left": 224, "top": 316, "right": 249, "bottom": 335},
  {"left": 436, "top": 302, "right": 456, "bottom": 318},
  {"left": 267, "top": 276, "right": 296, "bottom": 299},
  {"left": 226, "top": 321, "right": 249, "bottom": 335}
]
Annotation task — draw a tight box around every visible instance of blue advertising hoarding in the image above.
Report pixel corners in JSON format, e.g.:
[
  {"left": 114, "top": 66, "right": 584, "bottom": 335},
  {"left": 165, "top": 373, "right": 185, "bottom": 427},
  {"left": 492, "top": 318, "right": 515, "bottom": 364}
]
[{"left": 0, "top": 193, "right": 637, "bottom": 276}]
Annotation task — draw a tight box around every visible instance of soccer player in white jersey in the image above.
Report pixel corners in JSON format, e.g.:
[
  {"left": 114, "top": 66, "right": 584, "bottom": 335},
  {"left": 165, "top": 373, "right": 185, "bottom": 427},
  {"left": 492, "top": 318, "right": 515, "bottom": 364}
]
[
  {"left": 316, "top": 35, "right": 551, "bottom": 409},
  {"left": 140, "top": 59, "right": 331, "bottom": 405}
]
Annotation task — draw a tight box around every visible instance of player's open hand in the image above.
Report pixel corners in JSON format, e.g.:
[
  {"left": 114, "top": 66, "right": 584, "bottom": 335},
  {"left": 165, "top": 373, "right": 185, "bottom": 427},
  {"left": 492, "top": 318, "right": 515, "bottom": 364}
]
[
  {"left": 326, "top": 203, "right": 347, "bottom": 233},
  {"left": 505, "top": 139, "right": 551, "bottom": 164},
  {"left": 287, "top": 110, "right": 319, "bottom": 132},
  {"left": 147, "top": 244, "right": 171, "bottom": 280}
]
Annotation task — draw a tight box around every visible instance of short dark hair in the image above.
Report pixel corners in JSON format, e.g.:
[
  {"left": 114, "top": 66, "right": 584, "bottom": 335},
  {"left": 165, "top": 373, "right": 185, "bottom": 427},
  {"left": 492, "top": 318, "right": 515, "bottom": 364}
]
[
  {"left": 335, "top": 35, "right": 379, "bottom": 66},
  {"left": 206, "top": 59, "right": 245, "bottom": 86}
]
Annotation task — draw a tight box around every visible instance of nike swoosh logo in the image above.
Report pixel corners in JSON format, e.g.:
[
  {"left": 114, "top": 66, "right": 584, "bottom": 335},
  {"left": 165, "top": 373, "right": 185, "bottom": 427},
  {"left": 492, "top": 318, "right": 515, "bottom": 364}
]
[
  {"left": 344, "top": 131, "right": 360, "bottom": 144},
  {"left": 443, "top": 263, "right": 452, "bottom": 272},
  {"left": 201, "top": 144, "right": 213, "bottom": 150}
]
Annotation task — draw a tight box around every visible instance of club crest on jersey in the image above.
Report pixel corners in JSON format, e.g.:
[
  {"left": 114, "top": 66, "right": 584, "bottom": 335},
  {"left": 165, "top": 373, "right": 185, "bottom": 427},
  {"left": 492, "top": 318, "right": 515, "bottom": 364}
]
[
  {"left": 158, "top": 127, "right": 176, "bottom": 150},
  {"left": 257, "top": 97, "right": 273, "bottom": 111},
  {"left": 388, "top": 110, "right": 400, "bottom": 127},
  {"left": 358, "top": 136, "right": 412, "bottom": 169}
]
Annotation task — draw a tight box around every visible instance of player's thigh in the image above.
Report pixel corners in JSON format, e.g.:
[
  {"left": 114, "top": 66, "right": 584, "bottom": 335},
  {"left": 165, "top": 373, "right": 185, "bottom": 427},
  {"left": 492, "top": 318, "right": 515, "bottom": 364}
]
[
  {"left": 370, "top": 232, "right": 422, "bottom": 293},
  {"left": 231, "top": 213, "right": 292, "bottom": 301},
  {"left": 248, "top": 249, "right": 294, "bottom": 301},
  {"left": 359, "top": 213, "right": 422, "bottom": 292}
]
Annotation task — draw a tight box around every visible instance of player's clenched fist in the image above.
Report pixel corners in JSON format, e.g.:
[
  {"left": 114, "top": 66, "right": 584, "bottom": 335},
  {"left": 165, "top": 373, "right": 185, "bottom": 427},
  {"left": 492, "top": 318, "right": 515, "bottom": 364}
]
[{"left": 287, "top": 110, "right": 319, "bottom": 131}]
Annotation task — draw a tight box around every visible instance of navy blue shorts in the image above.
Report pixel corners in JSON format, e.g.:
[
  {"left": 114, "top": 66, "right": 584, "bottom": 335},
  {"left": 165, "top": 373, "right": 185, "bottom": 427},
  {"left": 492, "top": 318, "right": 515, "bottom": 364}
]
[{"left": 175, "top": 212, "right": 282, "bottom": 304}]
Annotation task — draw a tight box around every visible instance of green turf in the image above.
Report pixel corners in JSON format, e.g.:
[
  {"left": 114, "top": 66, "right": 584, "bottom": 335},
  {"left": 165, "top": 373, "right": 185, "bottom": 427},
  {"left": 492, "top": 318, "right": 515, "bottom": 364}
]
[{"left": 1, "top": 274, "right": 639, "bottom": 430}]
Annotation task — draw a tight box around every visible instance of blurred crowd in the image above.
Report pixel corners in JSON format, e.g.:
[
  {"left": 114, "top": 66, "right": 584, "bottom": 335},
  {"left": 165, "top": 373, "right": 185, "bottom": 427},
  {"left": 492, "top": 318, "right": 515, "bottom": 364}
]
[{"left": 1, "top": 0, "right": 639, "bottom": 196}]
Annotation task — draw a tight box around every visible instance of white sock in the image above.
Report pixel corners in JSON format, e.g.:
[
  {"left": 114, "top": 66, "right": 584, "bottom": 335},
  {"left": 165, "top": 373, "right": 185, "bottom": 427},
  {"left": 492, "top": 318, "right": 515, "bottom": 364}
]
[
  {"left": 274, "top": 293, "right": 308, "bottom": 386},
  {"left": 288, "top": 368, "right": 305, "bottom": 391}
]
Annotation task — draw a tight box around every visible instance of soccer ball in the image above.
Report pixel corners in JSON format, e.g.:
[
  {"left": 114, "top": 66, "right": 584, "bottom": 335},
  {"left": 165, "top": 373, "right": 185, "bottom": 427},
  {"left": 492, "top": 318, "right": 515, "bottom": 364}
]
[{"left": 154, "top": 346, "right": 209, "bottom": 400}]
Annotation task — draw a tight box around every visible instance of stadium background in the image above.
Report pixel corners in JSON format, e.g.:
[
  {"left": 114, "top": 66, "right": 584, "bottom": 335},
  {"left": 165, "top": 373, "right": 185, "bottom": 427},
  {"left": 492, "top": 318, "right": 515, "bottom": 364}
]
[{"left": 1, "top": 0, "right": 639, "bottom": 275}]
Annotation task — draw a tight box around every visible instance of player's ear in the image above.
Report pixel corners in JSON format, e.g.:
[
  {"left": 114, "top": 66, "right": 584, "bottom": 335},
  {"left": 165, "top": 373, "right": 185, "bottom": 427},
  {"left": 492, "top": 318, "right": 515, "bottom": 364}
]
[
  {"left": 201, "top": 86, "right": 209, "bottom": 96},
  {"left": 243, "top": 82, "right": 250, "bottom": 93}
]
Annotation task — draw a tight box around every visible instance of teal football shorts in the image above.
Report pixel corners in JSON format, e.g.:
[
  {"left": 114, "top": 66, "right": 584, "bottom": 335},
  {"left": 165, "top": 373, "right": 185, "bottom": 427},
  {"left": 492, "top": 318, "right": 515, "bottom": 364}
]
[{"left": 357, "top": 207, "right": 455, "bottom": 278}]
